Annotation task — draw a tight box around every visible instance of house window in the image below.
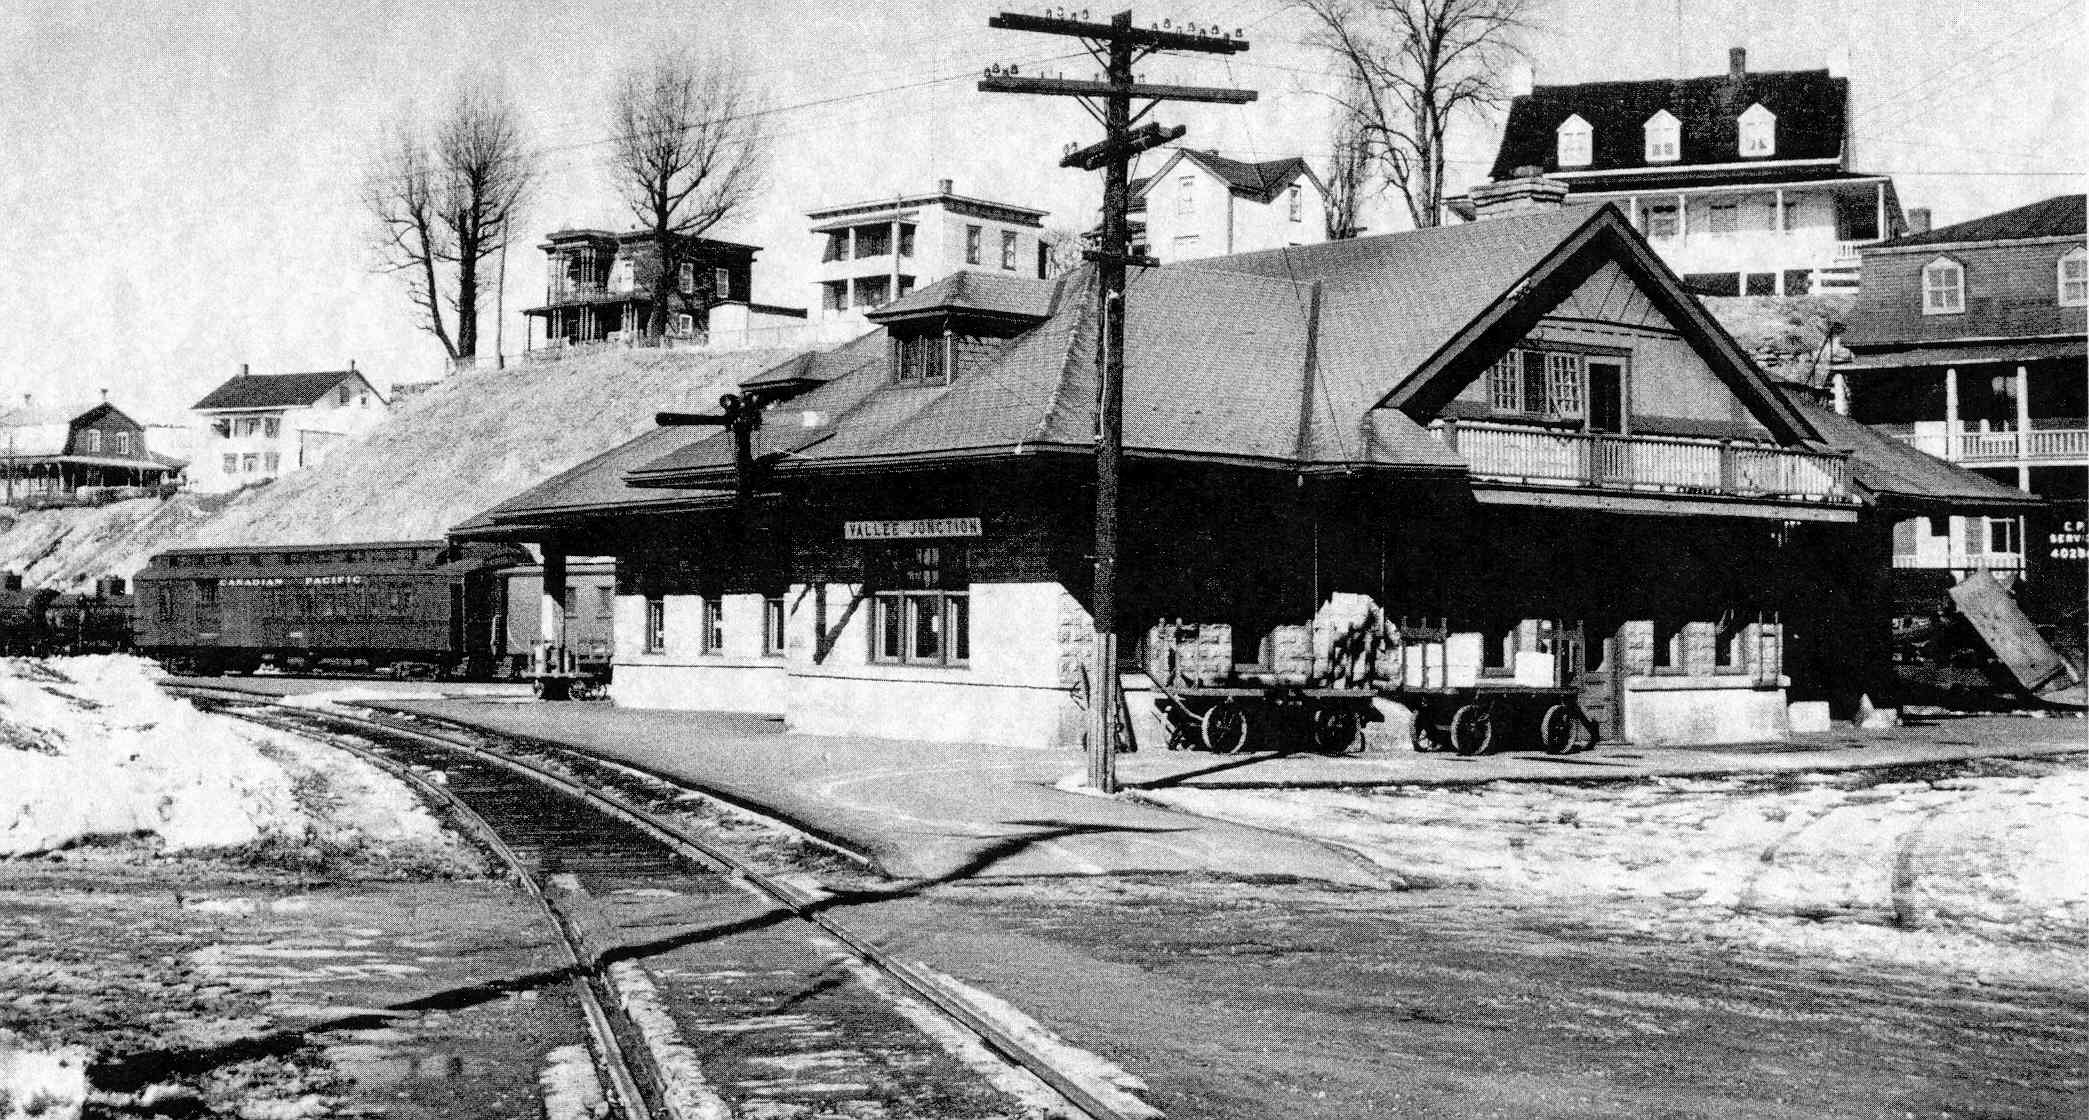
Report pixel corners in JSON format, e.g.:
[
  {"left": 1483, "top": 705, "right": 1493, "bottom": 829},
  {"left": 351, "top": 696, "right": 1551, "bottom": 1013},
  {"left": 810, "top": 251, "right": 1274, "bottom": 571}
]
[
  {"left": 1555, "top": 114, "right": 1592, "bottom": 168},
  {"left": 894, "top": 334, "right": 950, "bottom": 385},
  {"left": 264, "top": 418, "right": 280, "bottom": 438},
  {"left": 1922, "top": 258, "right": 1964, "bottom": 315},
  {"left": 855, "top": 224, "right": 891, "bottom": 258},
  {"left": 222, "top": 454, "right": 238, "bottom": 474},
  {"left": 1738, "top": 103, "right": 1776, "bottom": 157},
  {"left": 1777, "top": 195, "right": 1801, "bottom": 231},
  {"left": 1177, "top": 175, "right": 1196, "bottom": 216},
  {"left": 263, "top": 452, "right": 279, "bottom": 473},
  {"left": 1643, "top": 110, "right": 1679, "bottom": 162},
  {"left": 643, "top": 595, "right": 665, "bottom": 652},
  {"left": 115, "top": 432, "right": 130, "bottom": 455},
  {"left": 675, "top": 313, "right": 697, "bottom": 336},
  {"left": 1287, "top": 185, "right": 1302, "bottom": 222},
  {"left": 899, "top": 224, "right": 916, "bottom": 258},
  {"left": 338, "top": 386, "right": 352, "bottom": 405},
  {"left": 241, "top": 454, "right": 259, "bottom": 473},
  {"left": 1708, "top": 200, "right": 1739, "bottom": 234},
  {"left": 701, "top": 598, "right": 725, "bottom": 654},
  {"left": 1989, "top": 517, "right": 2020, "bottom": 556},
  {"left": 85, "top": 430, "right": 101, "bottom": 453},
  {"left": 1000, "top": 230, "right": 1017, "bottom": 270},
  {"left": 2059, "top": 248, "right": 2087, "bottom": 306},
  {"left": 713, "top": 267, "right": 731, "bottom": 300},
  {"left": 868, "top": 545, "right": 969, "bottom": 667},
  {"left": 762, "top": 595, "right": 785, "bottom": 657},
  {"left": 679, "top": 262, "right": 696, "bottom": 294},
  {"left": 823, "top": 232, "right": 847, "bottom": 262},
  {"left": 965, "top": 225, "right": 982, "bottom": 265},
  {"left": 1641, "top": 203, "right": 1679, "bottom": 239}
]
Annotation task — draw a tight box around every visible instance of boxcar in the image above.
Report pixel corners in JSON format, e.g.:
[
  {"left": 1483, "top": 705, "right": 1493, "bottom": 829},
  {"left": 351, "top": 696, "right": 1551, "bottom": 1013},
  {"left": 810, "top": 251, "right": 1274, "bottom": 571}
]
[
  {"left": 496, "top": 560, "right": 617, "bottom": 678},
  {"left": 134, "top": 540, "right": 525, "bottom": 677}
]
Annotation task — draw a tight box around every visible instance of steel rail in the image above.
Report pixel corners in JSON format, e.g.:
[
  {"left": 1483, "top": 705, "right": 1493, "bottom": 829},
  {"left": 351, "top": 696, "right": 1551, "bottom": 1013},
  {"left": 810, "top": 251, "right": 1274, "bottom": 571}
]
[
  {"left": 164, "top": 682, "right": 1152, "bottom": 1120},
  {"left": 190, "top": 695, "right": 656, "bottom": 1120}
]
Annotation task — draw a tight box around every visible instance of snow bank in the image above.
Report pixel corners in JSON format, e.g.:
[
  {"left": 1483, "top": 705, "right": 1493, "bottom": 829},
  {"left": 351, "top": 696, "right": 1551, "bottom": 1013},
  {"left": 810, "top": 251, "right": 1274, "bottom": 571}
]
[
  {"left": 0, "top": 1033, "right": 87, "bottom": 1120},
  {"left": 0, "top": 656, "right": 479, "bottom": 874},
  {"left": 1145, "top": 762, "right": 2089, "bottom": 977},
  {"left": 178, "top": 347, "right": 795, "bottom": 549}
]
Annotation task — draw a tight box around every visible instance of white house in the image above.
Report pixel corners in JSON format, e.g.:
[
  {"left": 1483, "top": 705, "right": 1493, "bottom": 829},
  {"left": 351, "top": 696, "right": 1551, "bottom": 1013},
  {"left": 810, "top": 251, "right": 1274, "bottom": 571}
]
[
  {"left": 806, "top": 179, "right": 1050, "bottom": 321},
  {"left": 1129, "top": 149, "right": 1328, "bottom": 263},
  {"left": 1459, "top": 48, "right": 1905, "bottom": 295},
  {"left": 189, "top": 366, "right": 389, "bottom": 493}
]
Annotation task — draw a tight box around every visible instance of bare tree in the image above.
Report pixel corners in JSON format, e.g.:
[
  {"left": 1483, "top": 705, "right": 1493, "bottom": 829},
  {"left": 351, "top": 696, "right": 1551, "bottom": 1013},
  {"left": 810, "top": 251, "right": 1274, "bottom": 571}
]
[
  {"left": 1039, "top": 222, "right": 1087, "bottom": 277},
  {"left": 607, "top": 50, "right": 768, "bottom": 341},
  {"left": 1298, "top": 0, "right": 1536, "bottom": 229},
  {"left": 1323, "top": 79, "right": 1372, "bottom": 239},
  {"left": 365, "top": 82, "right": 536, "bottom": 361}
]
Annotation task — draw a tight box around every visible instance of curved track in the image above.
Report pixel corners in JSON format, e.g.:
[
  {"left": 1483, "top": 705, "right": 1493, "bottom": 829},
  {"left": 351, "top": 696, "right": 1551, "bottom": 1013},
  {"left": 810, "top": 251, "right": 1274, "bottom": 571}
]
[{"left": 164, "top": 682, "right": 1150, "bottom": 1120}]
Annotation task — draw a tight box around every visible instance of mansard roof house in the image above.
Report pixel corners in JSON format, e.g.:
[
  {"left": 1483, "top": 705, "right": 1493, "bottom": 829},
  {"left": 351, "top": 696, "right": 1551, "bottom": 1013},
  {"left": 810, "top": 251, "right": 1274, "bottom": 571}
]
[
  {"left": 459, "top": 203, "right": 2026, "bottom": 752},
  {"left": 1465, "top": 48, "right": 1903, "bottom": 296}
]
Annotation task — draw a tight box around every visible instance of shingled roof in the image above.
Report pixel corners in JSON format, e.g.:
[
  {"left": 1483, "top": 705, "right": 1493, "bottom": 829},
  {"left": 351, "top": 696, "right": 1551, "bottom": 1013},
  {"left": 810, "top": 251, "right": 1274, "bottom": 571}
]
[
  {"left": 1875, "top": 194, "right": 2085, "bottom": 249},
  {"left": 1134, "top": 150, "right": 1316, "bottom": 207},
  {"left": 1778, "top": 388, "right": 2043, "bottom": 515},
  {"left": 864, "top": 270, "right": 1061, "bottom": 325},
  {"left": 1489, "top": 66, "right": 1849, "bottom": 181},
  {"left": 192, "top": 370, "right": 369, "bottom": 411}
]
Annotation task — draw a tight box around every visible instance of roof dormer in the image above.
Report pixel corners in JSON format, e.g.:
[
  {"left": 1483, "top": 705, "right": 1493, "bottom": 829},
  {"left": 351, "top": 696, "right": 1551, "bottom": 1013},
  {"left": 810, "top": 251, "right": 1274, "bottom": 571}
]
[
  {"left": 1738, "top": 103, "right": 1776, "bottom": 158},
  {"left": 866, "top": 271, "right": 1057, "bottom": 387},
  {"left": 1555, "top": 114, "right": 1592, "bottom": 168},
  {"left": 1643, "top": 109, "right": 1680, "bottom": 163}
]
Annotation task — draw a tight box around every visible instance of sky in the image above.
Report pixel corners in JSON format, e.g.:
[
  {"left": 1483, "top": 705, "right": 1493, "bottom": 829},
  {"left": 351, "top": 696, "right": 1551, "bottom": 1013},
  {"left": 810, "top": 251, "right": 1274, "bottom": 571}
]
[{"left": 2, "top": 0, "right": 2082, "bottom": 426}]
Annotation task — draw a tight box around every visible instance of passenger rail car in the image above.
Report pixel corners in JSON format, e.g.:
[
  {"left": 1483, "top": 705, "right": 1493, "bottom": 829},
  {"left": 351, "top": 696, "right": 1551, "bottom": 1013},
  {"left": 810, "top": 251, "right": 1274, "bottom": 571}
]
[
  {"left": 496, "top": 561, "right": 617, "bottom": 678},
  {"left": 134, "top": 541, "right": 525, "bottom": 677}
]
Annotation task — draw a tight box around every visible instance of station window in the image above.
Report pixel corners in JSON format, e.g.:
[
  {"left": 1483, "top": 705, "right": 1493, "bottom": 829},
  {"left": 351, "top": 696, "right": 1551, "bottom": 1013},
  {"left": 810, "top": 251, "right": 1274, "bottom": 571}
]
[
  {"left": 701, "top": 598, "right": 725, "bottom": 654},
  {"left": 762, "top": 594, "right": 786, "bottom": 657},
  {"left": 893, "top": 334, "right": 950, "bottom": 385},
  {"left": 869, "top": 545, "right": 970, "bottom": 667},
  {"left": 1714, "top": 612, "right": 1748, "bottom": 673},
  {"left": 644, "top": 595, "right": 665, "bottom": 653},
  {"left": 1487, "top": 349, "right": 1593, "bottom": 419},
  {"left": 597, "top": 586, "right": 615, "bottom": 619},
  {"left": 1652, "top": 619, "right": 1685, "bottom": 672}
]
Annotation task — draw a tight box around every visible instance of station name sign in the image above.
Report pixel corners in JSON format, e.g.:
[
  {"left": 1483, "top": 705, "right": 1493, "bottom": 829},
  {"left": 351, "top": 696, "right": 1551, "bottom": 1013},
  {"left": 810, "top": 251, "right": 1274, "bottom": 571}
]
[
  {"left": 843, "top": 517, "right": 983, "bottom": 541},
  {"left": 221, "top": 575, "right": 367, "bottom": 588}
]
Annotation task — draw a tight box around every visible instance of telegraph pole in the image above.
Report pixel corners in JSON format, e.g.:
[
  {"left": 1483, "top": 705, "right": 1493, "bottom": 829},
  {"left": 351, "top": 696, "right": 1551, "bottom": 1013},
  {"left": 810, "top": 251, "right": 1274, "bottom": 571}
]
[{"left": 982, "top": 10, "right": 1254, "bottom": 793}]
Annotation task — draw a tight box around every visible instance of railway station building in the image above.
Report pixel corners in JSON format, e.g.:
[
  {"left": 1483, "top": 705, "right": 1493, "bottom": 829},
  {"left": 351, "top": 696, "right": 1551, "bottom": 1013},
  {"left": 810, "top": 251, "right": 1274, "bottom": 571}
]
[{"left": 456, "top": 203, "right": 2034, "bottom": 751}]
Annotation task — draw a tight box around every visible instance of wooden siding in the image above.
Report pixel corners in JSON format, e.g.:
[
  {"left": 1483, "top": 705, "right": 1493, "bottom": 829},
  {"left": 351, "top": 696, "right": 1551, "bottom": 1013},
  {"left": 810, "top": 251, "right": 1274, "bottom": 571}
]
[{"left": 1849, "top": 238, "right": 2088, "bottom": 348}]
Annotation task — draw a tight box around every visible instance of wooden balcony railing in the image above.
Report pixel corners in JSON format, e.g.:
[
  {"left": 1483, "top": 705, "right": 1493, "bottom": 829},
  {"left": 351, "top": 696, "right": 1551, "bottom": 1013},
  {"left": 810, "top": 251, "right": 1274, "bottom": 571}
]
[
  {"left": 1883, "top": 425, "right": 2089, "bottom": 464},
  {"left": 1892, "top": 550, "right": 2024, "bottom": 571},
  {"left": 1434, "top": 420, "right": 1858, "bottom": 504}
]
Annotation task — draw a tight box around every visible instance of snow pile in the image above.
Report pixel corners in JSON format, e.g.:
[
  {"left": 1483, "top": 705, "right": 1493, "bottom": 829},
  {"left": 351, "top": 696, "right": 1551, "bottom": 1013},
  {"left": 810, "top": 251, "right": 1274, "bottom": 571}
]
[
  {"left": 0, "top": 493, "right": 224, "bottom": 589},
  {"left": 0, "top": 656, "right": 480, "bottom": 874},
  {"left": 1145, "top": 761, "right": 2089, "bottom": 973},
  {"left": 0, "top": 1033, "right": 87, "bottom": 1120},
  {"left": 178, "top": 347, "right": 796, "bottom": 549},
  {"left": 276, "top": 686, "right": 450, "bottom": 709}
]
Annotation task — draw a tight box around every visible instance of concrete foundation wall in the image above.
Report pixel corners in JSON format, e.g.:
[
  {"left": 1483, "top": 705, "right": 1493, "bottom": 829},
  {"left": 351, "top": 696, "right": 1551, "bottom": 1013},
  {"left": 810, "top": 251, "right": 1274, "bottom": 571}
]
[{"left": 1623, "top": 678, "right": 1788, "bottom": 745}]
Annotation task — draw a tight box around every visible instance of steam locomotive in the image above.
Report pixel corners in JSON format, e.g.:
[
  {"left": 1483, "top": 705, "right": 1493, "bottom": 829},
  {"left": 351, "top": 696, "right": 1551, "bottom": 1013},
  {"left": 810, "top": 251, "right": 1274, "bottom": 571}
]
[{"left": 0, "top": 574, "right": 135, "bottom": 656}]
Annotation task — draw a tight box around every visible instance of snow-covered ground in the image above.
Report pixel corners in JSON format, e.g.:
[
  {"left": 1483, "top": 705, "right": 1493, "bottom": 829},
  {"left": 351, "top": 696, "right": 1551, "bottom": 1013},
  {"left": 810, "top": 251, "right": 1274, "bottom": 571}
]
[
  {"left": 1143, "top": 758, "right": 2089, "bottom": 984},
  {"left": 0, "top": 655, "right": 480, "bottom": 874}
]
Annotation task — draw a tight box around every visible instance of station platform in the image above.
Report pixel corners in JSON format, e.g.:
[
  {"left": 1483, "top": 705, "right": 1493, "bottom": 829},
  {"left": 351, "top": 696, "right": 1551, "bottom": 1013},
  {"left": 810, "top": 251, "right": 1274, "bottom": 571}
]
[{"left": 176, "top": 677, "right": 2086, "bottom": 887}]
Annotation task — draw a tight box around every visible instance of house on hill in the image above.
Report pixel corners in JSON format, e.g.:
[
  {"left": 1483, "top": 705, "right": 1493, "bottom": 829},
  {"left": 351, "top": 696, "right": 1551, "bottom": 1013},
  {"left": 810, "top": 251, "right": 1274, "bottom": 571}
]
[
  {"left": 1130, "top": 148, "right": 1328, "bottom": 263},
  {"left": 1835, "top": 194, "right": 2088, "bottom": 623},
  {"left": 1459, "top": 48, "right": 1904, "bottom": 297},
  {"left": 521, "top": 229, "right": 808, "bottom": 354},
  {"left": 0, "top": 399, "right": 185, "bottom": 506},
  {"left": 190, "top": 365, "right": 387, "bottom": 494},
  {"left": 807, "top": 179, "right": 1050, "bottom": 320},
  {"left": 458, "top": 199, "right": 2029, "bottom": 751}
]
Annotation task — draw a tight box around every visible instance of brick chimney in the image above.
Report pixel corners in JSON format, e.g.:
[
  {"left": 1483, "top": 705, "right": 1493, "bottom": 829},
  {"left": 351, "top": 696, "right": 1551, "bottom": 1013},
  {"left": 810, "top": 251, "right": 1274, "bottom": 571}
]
[
  {"left": 1729, "top": 47, "right": 1747, "bottom": 79},
  {"left": 1469, "top": 167, "right": 1568, "bottom": 221},
  {"left": 1907, "top": 207, "right": 1931, "bottom": 235},
  {"left": 936, "top": 178, "right": 954, "bottom": 194}
]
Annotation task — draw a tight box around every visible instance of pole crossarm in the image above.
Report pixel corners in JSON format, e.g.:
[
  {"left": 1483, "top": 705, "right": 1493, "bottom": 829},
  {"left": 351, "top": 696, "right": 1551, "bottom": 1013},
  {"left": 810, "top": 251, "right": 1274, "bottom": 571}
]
[
  {"left": 987, "top": 12, "right": 1249, "bottom": 53},
  {"left": 1060, "top": 122, "right": 1184, "bottom": 170},
  {"left": 978, "top": 76, "right": 1257, "bottom": 104}
]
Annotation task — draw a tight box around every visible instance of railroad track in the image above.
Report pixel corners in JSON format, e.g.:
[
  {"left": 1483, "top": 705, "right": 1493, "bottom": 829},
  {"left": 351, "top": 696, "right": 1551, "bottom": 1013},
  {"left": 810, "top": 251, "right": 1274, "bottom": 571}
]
[{"left": 163, "top": 682, "right": 1152, "bottom": 1120}]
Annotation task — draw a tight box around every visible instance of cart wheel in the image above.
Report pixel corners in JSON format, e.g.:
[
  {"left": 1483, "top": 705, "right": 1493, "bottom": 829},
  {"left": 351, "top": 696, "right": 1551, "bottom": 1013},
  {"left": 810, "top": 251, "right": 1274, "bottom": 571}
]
[
  {"left": 1201, "top": 699, "right": 1251, "bottom": 754},
  {"left": 1313, "top": 707, "right": 1364, "bottom": 755},
  {"left": 1449, "top": 702, "right": 1495, "bottom": 756},
  {"left": 1539, "top": 703, "right": 1595, "bottom": 754}
]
